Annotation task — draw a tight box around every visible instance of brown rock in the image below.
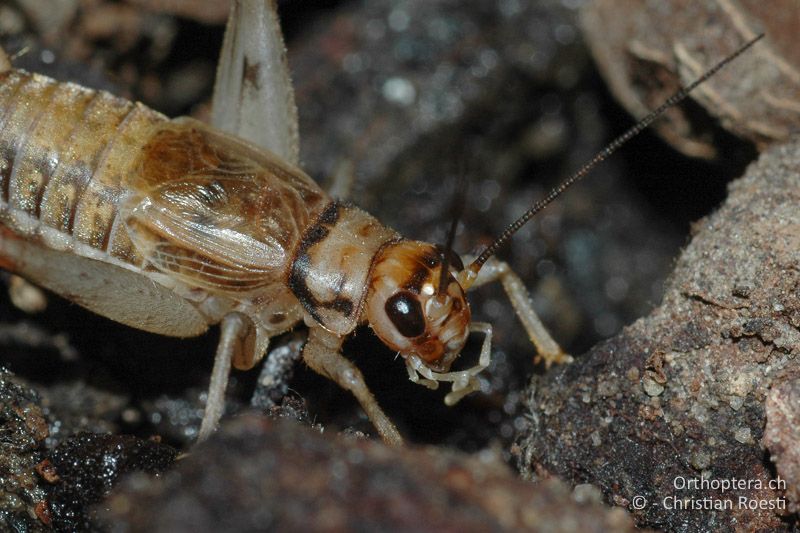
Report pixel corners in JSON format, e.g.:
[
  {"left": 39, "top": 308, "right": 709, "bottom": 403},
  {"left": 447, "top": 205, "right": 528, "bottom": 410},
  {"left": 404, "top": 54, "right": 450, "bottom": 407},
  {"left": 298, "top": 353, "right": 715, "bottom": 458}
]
[
  {"left": 581, "top": 0, "right": 800, "bottom": 155},
  {"left": 764, "top": 379, "right": 800, "bottom": 512},
  {"left": 518, "top": 137, "right": 800, "bottom": 530},
  {"left": 104, "top": 413, "right": 639, "bottom": 532}
]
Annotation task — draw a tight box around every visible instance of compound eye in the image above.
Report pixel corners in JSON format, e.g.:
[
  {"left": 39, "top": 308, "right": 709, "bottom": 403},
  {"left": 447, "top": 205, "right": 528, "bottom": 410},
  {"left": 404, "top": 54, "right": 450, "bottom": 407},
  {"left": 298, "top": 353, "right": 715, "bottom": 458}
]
[{"left": 385, "top": 291, "right": 426, "bottom": 338}]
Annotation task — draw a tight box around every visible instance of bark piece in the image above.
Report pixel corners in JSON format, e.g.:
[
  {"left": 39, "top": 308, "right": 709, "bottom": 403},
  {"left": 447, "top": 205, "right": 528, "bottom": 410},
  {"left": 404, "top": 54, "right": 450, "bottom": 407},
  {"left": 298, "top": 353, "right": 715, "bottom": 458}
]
[{"left": 581, "top": 0, "right": 800, "bottom": 155}]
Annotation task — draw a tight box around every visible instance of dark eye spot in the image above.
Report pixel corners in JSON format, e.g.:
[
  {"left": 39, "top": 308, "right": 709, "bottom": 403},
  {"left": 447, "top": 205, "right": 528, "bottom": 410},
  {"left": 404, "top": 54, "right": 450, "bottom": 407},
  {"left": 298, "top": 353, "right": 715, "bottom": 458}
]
[{"left": 385, "top": 291, "right": 425, "bottom": 338}]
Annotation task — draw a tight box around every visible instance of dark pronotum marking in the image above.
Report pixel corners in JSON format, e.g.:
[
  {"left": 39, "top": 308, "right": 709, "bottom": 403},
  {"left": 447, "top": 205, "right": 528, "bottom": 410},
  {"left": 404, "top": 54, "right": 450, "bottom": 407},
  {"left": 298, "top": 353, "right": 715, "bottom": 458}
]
[
  {"left": 327, "top": 297, "right": 354, "bottom": 316},
  {"left": 288, "top": 251, "right": 321, "bottom": 322},
  {"left": 317, "top": 201, "right": 342, "bottom": 225},
  {"left": 288, "top": 202, "right": 355, "bottom": 323}
]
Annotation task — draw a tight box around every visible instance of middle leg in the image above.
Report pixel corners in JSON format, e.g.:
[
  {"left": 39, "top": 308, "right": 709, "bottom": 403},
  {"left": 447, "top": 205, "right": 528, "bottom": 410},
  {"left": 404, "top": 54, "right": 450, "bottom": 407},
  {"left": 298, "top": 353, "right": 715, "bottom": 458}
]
[{"left": 197, "top": 312, "right": 257, "bottom": 442}]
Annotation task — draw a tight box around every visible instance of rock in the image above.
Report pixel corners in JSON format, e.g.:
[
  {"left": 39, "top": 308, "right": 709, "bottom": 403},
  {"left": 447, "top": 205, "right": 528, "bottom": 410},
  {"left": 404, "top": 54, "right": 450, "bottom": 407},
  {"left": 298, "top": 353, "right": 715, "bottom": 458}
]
[
  {"left": 764, "top": 379, "right": 800, "bottom": 512},
  {"left": 45, "top": 433, "right": 176, "bottom": 531},
  {"left": 104, "top": 413, "right": 638, "bottom": 532},
  {"left": 581, "top": 0, "right": 800, "bottom": 154},
  {"left": 0, "top": 367, "right": 49, "bottom": 531},
  {"left": 518, "top": 138, "right": 800, "bottom": 531}
]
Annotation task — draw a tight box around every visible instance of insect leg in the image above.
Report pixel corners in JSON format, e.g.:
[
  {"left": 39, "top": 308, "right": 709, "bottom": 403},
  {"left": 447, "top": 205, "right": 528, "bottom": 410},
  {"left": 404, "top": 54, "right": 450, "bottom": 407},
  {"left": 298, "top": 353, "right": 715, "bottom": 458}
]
[
  {"left": 197, "top": 312, "right": 256, "bottom": 441},
  {"left": 326, "top": 160, "right": 356, "bottom": 200},
  {"left": 406, "top": 322, "right": 493, "bottom": 406},
  {"left": 303, "top": 327, "right": 404, "bottom": 446},
  {"left": 0, "top": 46, "right": 10, "bottom": 73},
  {"left": 466, "top": 256, "right": 573, "bottom": 368},
  {"left": 7, "top": 275, "right": 47, "bottom": 313}
]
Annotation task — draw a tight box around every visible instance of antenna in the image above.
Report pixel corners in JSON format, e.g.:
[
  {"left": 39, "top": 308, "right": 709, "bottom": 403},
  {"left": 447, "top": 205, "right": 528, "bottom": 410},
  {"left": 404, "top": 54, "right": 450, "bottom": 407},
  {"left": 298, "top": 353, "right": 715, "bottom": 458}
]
[
  {"left": 467, "top": 33, "right": 764, "bottom": 277},
  {"left": 438, "top": 166, "right": 468, "bottom": 297}
]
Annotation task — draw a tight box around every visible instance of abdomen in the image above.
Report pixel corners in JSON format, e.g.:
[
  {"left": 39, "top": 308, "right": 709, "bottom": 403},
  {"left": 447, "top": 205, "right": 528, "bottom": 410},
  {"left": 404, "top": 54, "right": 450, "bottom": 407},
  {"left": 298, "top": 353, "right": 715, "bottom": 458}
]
[
  {"left": 0, "top": 70, "right": 210, "bottom": 336},
  {"left": 0, "top": 69, "right": 165, "bottom": 266}
]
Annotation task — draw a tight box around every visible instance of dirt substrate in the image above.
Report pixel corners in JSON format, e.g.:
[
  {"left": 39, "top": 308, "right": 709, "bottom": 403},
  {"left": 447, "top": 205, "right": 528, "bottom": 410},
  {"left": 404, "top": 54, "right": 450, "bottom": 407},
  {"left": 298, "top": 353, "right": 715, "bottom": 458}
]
[{"left": 1, "top": 0, "right": 798, "bottom": 531}]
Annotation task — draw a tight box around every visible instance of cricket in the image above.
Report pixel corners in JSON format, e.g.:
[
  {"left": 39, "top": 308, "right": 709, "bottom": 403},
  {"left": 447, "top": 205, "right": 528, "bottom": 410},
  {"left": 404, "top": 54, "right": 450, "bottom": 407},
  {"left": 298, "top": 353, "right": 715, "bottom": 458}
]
[{"left": 0, "top": 1, "right": 762, "bottom": 446}]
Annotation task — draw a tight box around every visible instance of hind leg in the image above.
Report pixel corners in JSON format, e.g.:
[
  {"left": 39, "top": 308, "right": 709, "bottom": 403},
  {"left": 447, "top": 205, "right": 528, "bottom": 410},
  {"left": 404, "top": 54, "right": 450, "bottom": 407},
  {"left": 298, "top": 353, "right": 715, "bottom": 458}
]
[
  {"left": 211, "top": 0, "right": 299, "bottom": 164},
  {"left": 0, "top": 46, "right": 10, "bottom": 73},
  {"left": 325, "top": 160, "right": 356, "bottom": 200}
]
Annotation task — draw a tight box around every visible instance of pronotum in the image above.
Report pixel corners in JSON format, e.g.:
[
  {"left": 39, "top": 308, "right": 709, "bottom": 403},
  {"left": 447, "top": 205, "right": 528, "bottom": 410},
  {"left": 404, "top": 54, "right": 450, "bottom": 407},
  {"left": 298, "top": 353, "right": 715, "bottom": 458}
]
[{"left": 0, "top": 2, "right": 761, "bottom": 444}]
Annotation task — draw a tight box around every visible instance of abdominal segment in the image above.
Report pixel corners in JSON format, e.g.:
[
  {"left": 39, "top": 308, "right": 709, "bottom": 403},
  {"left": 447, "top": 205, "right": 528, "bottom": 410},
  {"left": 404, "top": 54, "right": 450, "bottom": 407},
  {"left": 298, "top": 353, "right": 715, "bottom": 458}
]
[{"left": 0, "top": 69, "right": 165, "bottom": 266}]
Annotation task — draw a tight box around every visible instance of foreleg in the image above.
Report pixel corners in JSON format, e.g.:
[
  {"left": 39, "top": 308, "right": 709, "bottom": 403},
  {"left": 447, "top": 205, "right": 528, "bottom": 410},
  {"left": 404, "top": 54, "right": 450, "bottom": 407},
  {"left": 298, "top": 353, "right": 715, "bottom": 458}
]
[
  {"left": 468, "top": 257, "right": 572, "bottom": 367},
  {"left": 303, "top": 327, "right": 403, "bottom": 446},
  {"left": 7, "top": 275, "right": 47, "bottom": 313},
  {"left": 406, "top": 322, "right": 492, "bottom": 406}
]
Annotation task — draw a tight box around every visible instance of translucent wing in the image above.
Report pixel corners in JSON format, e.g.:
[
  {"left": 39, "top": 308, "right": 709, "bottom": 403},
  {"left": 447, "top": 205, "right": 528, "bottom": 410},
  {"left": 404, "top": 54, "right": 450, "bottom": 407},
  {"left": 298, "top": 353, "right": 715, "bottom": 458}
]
[
  {"left": 212, "top": 0, "right": 299, "bottom": 165},
  {"left": 125, "top": 119, "right": 328, "bottom": 294}
]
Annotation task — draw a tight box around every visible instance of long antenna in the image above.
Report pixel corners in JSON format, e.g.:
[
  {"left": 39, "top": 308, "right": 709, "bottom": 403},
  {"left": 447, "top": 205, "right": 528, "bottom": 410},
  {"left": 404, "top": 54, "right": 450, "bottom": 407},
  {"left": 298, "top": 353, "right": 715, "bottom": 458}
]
[
  {"left": 467, "top": 33, "right": 764, "bottom": 276},
  {"left": 438, "top": 166, "right": 468, "bottom": 296}
]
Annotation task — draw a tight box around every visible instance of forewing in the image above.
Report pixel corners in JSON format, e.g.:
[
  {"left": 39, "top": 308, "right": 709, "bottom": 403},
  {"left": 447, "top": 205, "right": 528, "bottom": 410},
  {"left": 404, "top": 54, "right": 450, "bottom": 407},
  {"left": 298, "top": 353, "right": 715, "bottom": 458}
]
[
  {"left": 125, "top": 121, "right": 328, "bottom": 294},
  {"left": 212, "top": 0, "right": 300, "bottom": 165}
]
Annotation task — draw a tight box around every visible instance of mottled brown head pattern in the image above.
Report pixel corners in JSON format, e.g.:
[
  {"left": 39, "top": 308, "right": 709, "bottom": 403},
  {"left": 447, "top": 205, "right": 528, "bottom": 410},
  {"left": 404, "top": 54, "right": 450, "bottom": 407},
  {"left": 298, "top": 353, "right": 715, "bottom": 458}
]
[{"left": 365, "top": 241, "right": 470, "bottom": 372}]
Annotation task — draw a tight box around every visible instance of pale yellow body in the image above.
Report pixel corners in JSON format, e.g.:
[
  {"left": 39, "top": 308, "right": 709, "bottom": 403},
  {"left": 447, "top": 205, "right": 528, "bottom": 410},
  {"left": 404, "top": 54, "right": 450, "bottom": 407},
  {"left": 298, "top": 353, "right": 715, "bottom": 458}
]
[
  {"left": 0, "top": 71, "right": 210, "bottom": 333},
  {"left": 0, "top": 70, "right": 326, "bottom": 360},
  {"left": 0, "top": 67, "right": 417, "bottom": 446},
  {"left": 0, "top": 0, "right": 613, "bottom": 445},
  {"left": 0, "top": 66, "right": 540, "bottom": 446}
]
